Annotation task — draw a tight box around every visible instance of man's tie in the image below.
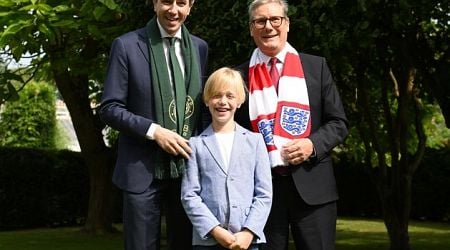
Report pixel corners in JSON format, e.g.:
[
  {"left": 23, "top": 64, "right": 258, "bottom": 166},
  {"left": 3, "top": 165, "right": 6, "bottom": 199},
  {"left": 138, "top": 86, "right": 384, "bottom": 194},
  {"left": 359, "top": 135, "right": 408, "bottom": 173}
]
[
  {"left": 167, "top": 37, "right": 185, "bottom": 129},
  {"left": 269, "top": 57, "right": 280, "bottom": 91}
]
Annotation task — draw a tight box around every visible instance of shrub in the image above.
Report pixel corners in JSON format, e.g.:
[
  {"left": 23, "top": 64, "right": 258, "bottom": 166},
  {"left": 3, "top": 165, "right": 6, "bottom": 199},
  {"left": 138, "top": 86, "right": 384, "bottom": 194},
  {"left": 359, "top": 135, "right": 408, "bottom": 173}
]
[
  {"left": 0, "top": 82, "right": 57, "bottom": 148},
  {"left": 335, "top": 147, "right": 450, "bottom": 222},
  {"left": 0, "top": 147, "right": 89, "bottom": 230}
]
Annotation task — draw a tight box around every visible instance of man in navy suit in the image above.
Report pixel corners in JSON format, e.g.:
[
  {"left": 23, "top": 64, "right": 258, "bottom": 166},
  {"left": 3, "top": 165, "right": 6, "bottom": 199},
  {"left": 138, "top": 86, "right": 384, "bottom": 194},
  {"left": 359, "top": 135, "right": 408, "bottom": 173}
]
[
  {"left": 99, "top": 0, "right": 208, "bottom": 249},
  {"left": 235, "top": 0, "right": 348, "bottom": 249}
]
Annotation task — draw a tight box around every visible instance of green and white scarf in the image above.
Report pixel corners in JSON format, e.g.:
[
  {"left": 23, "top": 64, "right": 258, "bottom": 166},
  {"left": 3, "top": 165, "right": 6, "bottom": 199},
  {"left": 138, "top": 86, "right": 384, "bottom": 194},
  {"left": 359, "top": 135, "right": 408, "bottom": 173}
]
[{"left": 146, "top": 17, "right": 202, "bottom": 179}]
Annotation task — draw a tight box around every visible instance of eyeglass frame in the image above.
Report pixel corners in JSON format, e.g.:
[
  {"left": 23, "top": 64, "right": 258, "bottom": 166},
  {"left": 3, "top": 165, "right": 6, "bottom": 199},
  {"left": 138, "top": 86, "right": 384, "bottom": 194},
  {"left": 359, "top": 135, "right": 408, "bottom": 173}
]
[{"left": 251, "top": 16, "right": 287, "bottom": 29}]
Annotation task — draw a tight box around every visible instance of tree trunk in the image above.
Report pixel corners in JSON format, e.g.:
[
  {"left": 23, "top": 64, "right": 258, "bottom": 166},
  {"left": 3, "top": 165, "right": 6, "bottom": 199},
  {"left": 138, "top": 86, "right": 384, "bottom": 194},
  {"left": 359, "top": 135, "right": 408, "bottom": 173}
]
[
  {"left": 50, "top": 53, "right": 115, "bottom": 234},
  {"left": 377, "top": 170, "right": 412, "bottom": 250},
  {"left": 360, "top": 66, "right": 425, "bottom": 250},
  {"left": 83, "top": 146, "right": 116, "bottom": 234}
]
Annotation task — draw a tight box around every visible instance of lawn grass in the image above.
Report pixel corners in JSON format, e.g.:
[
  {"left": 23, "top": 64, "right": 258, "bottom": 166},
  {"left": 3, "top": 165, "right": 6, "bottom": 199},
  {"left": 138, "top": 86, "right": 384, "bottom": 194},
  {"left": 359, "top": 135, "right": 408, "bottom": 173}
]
[
  {"left": 0, "top": 226, "right": 123, "bottom": 250},
  {"left": 335, "top": 217, "right": 450, "bottom": 250},
  {"left": 0, "top": 217, "right": 449, "bottom": 250}
]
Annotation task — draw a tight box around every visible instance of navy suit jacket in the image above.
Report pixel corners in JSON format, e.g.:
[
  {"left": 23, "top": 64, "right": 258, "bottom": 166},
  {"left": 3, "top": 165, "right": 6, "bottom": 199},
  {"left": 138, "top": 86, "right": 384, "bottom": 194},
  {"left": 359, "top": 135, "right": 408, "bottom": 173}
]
[
  {"left": 235, "top": 53, "right": 348, "bottom": 205},
  {"left": 99, "top": 27, "right": 208, "bottom": 193}
]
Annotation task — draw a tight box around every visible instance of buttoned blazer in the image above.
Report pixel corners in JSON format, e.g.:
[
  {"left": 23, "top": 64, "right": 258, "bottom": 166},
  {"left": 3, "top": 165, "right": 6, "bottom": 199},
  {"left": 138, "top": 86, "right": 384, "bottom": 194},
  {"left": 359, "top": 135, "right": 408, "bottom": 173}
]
[
  {"left": 99, "top": 27, "right": 208, "bottom": 193},
  {"left": 235, "top": 53, "right": 348, "bottom": 205},
  {"left": 181, "top": 124, "right": 272, "bottom": 246}
]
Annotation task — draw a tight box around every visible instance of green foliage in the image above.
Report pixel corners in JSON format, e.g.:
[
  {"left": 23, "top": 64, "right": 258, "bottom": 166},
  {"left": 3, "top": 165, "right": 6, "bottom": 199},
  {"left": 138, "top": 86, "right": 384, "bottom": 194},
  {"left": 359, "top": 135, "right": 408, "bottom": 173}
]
[
  {"left": 292, "top": 0, "right": 448, "bottom": 166},
  {"left": 412, "top": 148, "right": 450, "bottom": 221},
  {"left": 0, "top": 82, "right": 57, "bottom": 148},
  {"left": 0, "top": 0, "right": 128, "bottom": 85},
  {"left": 0, "top": 147, "right": 89, "bottom": 229},
  {"left": 103, "top": 125, "right": 119, "bottom": 148},
  {"left": 0, "top": 67, "right": 24, "bottom": 104},
  {"left": 423, "top": 103, "right": 450, "bottom": 149},
  {"left": 335, "top": 147, "right": 450, "bottom": 221},
  {"left": 188, "top": 1, "right": 253, "bottom": 72}
]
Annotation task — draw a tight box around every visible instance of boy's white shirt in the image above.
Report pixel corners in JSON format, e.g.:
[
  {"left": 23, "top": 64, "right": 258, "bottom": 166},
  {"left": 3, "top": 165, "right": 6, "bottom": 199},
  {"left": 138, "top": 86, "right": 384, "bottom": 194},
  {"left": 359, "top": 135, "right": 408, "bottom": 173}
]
[{"left": 214, "top": 131, "right": 235, "bottom": 172}]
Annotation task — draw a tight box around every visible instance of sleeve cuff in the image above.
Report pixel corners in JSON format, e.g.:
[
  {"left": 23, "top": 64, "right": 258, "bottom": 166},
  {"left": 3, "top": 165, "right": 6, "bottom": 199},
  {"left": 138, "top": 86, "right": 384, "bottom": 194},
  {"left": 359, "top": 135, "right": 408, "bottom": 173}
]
[
  {"left": 145, "top": 123, "right": 160, "bottom": 140},
  {"left": 306, "top": 145, "right": 317, "bottom": 163}
]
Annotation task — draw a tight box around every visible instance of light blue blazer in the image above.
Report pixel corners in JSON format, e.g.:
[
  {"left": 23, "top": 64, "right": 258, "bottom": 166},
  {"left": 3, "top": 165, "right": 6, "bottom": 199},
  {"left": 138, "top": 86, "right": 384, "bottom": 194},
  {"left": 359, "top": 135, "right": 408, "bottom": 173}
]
[{"left": 181, "top": 123, "right": 272, "bottom": 246}]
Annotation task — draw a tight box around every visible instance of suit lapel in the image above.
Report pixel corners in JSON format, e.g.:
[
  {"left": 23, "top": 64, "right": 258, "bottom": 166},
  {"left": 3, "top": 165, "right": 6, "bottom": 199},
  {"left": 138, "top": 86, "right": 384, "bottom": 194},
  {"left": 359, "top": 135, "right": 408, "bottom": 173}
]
[
  {"left": 299, "top": 53, "right": 316, "bottom": 92},
  {"left": 226, "top": 125, "right": 246, "bottom": 174},
  {"left": 201, "top": 126, "right": 228, "bottom": 175},
  {"left": 137, "top": 29, "right": 149, "bottom": 63}
]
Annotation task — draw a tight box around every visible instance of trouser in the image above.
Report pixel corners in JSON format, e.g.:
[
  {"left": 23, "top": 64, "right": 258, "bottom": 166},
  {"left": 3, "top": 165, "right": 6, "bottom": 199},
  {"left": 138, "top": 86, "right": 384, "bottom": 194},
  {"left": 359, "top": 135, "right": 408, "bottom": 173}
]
[
  {"left": 261, "top": 175, "right": 337, "bottom": 250},
  {"left": 122, "top": 178, "right": 192, "bottom": 250}
]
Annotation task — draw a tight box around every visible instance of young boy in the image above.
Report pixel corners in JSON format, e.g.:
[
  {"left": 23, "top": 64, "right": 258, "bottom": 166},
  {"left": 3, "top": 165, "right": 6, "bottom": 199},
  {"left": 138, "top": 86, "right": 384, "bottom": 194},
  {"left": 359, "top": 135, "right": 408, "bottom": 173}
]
[{"left": 181, "top": 67, "right": 272, "bottom": 250}]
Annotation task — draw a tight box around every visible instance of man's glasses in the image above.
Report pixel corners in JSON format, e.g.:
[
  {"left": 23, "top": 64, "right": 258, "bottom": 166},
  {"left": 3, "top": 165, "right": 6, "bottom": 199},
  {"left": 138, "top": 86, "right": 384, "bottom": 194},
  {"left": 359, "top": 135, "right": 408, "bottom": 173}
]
[{"left": 251, "top": 16, "right": 286, "bottom": 29}]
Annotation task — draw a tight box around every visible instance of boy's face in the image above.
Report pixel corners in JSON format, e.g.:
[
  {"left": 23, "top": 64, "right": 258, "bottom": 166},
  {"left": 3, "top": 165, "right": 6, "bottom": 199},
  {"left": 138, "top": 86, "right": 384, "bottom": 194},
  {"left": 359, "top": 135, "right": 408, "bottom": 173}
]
[
  {"left": 153, "top": 0, "right": 192, "bottom": 36},
  {"left": 206, "top": 88, "right": 240, "bottom": 129}
]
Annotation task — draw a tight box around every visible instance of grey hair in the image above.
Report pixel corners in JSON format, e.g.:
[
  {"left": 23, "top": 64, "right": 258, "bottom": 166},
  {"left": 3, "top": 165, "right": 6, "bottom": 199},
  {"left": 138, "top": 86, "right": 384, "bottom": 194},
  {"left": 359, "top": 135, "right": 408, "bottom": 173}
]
[{"left": 248, "top": 0, "right": 289, "bottom": 22}]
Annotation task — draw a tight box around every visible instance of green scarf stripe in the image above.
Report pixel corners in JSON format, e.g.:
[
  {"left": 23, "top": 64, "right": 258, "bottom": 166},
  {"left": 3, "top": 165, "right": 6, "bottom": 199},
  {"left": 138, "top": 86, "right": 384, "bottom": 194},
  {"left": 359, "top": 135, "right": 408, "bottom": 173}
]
[{"left": 146, "top": 17, "right": 202, "bottom": 179}]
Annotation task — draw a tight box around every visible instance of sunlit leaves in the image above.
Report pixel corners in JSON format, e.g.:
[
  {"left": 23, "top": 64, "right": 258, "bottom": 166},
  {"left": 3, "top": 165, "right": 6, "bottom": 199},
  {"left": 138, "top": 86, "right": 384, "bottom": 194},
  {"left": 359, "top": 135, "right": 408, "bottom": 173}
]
[
  {"left": 1, "top": 19, "right": 32, "bottom": 37},
  {"left": 99, "top": 0, "right": 118, "bottom": 10},
  {"left": 0, "top": 70, "right": 24, "bottom": 103}
]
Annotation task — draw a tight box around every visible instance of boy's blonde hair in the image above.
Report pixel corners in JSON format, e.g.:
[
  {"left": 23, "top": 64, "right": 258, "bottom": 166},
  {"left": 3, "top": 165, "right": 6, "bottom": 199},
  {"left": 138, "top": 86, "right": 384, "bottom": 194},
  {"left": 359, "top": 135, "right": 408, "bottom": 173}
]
[{"left": 203, "top": 67, "right": 246, "bottom": 105}]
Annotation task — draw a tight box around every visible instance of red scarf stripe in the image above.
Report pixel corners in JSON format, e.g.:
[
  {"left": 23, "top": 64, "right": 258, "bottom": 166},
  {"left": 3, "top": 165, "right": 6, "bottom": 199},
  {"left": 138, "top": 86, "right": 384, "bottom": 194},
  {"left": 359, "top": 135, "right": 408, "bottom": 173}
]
[
  {"left": 249, "top": 64, "right": 273, "bottom": 92},
  {"left": 282, "top": 52, "right": 305, "bottom": 78}
]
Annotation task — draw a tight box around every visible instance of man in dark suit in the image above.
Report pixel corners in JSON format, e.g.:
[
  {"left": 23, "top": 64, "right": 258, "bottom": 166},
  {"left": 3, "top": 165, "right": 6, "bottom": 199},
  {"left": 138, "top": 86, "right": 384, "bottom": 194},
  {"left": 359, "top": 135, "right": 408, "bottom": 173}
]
[
  {"left": 99, "top": 0, "right": 208, "bottom": 249},
  {"left": 234, "top": 0, "right": 348, "bottom": 249}
]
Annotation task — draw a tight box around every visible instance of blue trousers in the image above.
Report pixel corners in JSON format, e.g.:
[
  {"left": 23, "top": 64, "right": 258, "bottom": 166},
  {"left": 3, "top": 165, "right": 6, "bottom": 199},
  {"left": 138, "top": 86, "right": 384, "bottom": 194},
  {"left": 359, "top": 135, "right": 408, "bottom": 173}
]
[{"left": 122, "top": 178, "right": 192, "bottom": 250}]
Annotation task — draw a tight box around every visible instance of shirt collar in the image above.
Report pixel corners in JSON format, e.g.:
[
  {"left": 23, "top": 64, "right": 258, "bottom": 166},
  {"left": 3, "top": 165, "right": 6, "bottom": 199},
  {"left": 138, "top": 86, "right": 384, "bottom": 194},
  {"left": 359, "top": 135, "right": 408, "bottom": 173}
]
[
  {"left": 156, "top": 19, "right": 182, "bottom": 40},
  {"left": 260, "top": 43, "right": 290, "bottom": 65}
]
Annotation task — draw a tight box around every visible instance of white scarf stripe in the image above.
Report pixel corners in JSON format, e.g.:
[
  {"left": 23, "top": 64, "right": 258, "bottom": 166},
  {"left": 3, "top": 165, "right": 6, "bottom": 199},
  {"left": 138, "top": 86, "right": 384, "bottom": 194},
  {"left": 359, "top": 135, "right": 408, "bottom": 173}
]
[
  {"left": 248, "top": 89, "right": 279, "bottom": 120},
  {"left": 268, "top": 150, "right": 286, "bottom": 167},
  {"left": 278, "top": 77, "right": 309, "bottom": 103}
]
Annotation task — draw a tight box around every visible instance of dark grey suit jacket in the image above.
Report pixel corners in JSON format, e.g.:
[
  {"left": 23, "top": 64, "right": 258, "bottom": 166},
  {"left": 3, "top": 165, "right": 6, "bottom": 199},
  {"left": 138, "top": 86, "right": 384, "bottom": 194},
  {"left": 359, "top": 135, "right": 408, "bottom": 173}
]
[
  {"left": 235, "top": 52, "right": 348, "bottom": 205},
  {"left": 99, "top": 27, "right": 208, "bottom": 193}
]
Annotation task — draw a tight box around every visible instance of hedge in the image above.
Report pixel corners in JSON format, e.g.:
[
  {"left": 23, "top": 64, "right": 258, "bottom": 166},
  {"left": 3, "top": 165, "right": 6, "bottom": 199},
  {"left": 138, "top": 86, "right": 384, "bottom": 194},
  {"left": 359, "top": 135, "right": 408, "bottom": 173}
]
[
  {"left": 1, "top": 147, "right": 448, "bottom": 230},
  {"left": 335, "top": 147, "right": 450, "bottom": 221},
  {"left": 0, "top": 147, "right": 88, "bottom": 230}
]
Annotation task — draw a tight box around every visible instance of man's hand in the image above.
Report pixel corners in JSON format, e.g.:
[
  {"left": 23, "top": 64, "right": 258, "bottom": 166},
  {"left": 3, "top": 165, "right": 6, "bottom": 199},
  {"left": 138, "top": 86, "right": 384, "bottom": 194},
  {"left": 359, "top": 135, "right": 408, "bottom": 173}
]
[
  {"left": 230, "top": 229, "right": 254, "bottom": 250},
  {"left": 153, "top": 126, "right": 192, "bottom": 159},
  {"left": 210, "top": 226, "right": 235, "bottom": 249},
  {"left": 281, "top": 138, "right": 314, "bottom": 165}
]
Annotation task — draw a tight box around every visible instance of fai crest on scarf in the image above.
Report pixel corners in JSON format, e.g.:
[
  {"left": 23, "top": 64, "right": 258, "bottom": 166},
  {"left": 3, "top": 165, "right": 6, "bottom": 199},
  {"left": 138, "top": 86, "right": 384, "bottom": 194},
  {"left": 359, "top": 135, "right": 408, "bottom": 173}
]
[
  {"left": 257, "top": 118, "right": 275, "bottom": 145},
  {"left": 280, "top": 106, "right": 310, "bottom": 136}
]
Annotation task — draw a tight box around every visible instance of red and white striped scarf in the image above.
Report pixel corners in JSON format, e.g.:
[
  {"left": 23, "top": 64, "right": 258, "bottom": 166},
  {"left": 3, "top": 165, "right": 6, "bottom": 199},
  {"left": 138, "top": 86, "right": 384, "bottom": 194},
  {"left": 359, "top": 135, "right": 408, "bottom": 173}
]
[{"left": 249, "top": 44, "right": 311, "bottom": 168}]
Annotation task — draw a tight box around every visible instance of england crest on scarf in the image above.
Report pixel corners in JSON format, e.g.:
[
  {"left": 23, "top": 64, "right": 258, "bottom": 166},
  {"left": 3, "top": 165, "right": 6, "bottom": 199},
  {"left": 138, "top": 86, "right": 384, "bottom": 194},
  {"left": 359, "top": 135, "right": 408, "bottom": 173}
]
[{"left": 275, "top": 102, "right": 311, "bottom": 138}]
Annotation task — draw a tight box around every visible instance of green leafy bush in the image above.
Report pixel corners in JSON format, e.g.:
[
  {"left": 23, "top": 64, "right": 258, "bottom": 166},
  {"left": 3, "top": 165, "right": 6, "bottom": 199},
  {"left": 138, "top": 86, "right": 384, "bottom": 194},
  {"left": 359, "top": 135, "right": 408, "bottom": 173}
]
[
  {"left": 335, "top": 147, "right": 450, "bottom": 221},
  {"left": 0, "top": 82, "right": 57, "bottom": 148}
]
